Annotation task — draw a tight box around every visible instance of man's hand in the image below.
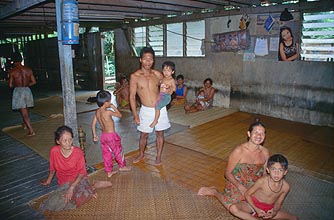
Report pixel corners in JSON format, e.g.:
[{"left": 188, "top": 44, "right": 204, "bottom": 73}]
[{"left": 133, "top": 115, "right": 140, "bottom": 125}]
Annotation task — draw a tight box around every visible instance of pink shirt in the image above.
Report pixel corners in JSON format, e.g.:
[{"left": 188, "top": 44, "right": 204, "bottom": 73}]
[{"left": 49, "top": 145, "right": 87, "bottom": 186}]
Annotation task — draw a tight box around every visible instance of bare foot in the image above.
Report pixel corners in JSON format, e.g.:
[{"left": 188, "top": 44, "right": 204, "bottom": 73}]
[
  {"left": 132, "top": 155, "right": 145, "bottom": 164},
  {"left": 154, "top": 158, "right": 162, "bottom": 166},
  {"left": 27, "top": 131, "right": 35, "bottom": 137},
  {"left": 149, "top": 120, "right": 158, "bottom": 128},
  {"left": 119, "top": 166, "right": 132, "bottom": 171},
  {"left": 197, "top": 186, "right": 218, "bottom": 196},
  {"left": 107, "top": 171, "right": 118, "bottom": 178},
  {"left": 92, "top": 180, "right": 113, "bottom": 189}
]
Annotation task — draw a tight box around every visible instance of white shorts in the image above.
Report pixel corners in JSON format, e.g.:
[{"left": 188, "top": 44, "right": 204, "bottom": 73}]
[{"left": 137, "top": 105, "right": 170, "bottom": 133}]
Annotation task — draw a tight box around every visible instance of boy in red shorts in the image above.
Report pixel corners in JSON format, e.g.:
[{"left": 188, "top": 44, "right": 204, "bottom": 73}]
[{"left": 229, "top": 154, "right": 298, "bottom": 220}]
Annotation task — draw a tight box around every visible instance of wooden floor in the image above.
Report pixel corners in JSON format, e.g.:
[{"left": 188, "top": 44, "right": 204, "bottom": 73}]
[{"left": 1, "top": 81, "right": 333, "bottom": 220}]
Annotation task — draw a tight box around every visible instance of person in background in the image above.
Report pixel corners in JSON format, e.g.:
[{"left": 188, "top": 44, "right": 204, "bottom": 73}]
[
  {"left": 184, "top": 78, "right": 215, "bottom": 113},
  {"left": 113, "top": 75, "right": 130, "bottom": 109},
  {"left": 8, "top": 52, "right": 36, "bottom": 136},
  {"left": 171, "top": 74, "right": 188, "bottom": 106},
  {"left": 196, "top": 89, "right": 209, "bottom": 110}
]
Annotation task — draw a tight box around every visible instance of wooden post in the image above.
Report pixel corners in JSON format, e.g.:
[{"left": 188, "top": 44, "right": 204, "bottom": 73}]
[{"left": 55, "top": 0, "right": 79, "bottom": 145}]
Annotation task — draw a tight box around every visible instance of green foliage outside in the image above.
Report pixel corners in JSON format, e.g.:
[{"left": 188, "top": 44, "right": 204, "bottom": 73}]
[{"left": 103, "top": 31, "right": 115, "bottom": 77}]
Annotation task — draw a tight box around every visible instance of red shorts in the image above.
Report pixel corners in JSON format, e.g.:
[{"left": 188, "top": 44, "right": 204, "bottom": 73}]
[{"left": 250, "top": 196, "right": 274, "bottom": 217}]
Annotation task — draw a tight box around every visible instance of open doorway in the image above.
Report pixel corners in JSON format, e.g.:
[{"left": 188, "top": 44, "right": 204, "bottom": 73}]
[{"left": 102, "top": 31, "right": 116, "bottom": 90}]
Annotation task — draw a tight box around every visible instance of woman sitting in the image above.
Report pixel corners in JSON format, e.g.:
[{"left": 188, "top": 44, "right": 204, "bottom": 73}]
[
  {"left": 171, "top": 74, "right": 188, "bottom": 106},
  {"left": 198, "top": 120, "right": 270, "bottom": 215},
  {"left": 39, "top": 125, "right": 112, "bottom": 211},
  {"left": 184, "top": 78, "right": 215, "bottom": 113}
]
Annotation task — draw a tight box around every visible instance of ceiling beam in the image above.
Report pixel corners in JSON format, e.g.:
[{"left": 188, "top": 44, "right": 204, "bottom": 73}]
[
  {"left": 78, "top": 0, "right": 218, "bottom": 12},
  {"left": 0, "top": 0, "right": 48, "bottom": 19}
]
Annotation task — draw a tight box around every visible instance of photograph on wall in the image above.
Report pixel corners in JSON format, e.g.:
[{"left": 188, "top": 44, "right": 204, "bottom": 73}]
[
  {"left": 211, "top": 30, "right": 250, "bottom": 52},
  {"left": 278, "top": 13, "right": 300, "bottom": 61}
]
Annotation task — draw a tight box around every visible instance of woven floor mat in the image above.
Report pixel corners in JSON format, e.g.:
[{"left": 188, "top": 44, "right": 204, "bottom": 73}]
[
  {"left": 31, "top": 167, "right": 236, "bottom": 220},
  {"left": 32, "top": 96, "right": 97, "bottom": 117},
  {"left": 168, "top": 105, "right": 238, "bottom": 128},
  {"left": 165, "top": 111, "right": 334, "bottom": 182}
]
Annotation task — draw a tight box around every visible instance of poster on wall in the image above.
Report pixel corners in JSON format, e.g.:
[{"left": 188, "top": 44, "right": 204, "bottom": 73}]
[
  {"left": 256, "top": 14, "right": 280, "bottom": 36},
  {"left": 278, "top": 12, "right": 300, "bottom": 61},
  {"left": 211, "top": 30, "right": 250, "bottom": 52},
  {"left": 254, "top": 37, "right": 268, "bottom": 56}
]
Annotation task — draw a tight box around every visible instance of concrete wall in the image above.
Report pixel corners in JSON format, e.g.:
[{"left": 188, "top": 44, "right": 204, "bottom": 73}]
[{"left": 114, "top": 15, "right": 334, "bottom": 127}]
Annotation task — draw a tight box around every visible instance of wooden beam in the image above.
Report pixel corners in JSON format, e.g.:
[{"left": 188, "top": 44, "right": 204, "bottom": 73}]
[
  {"left": 56, "top": 0, "right": 79, "bottom": 145},
  {"left": 0, "top": 0, "right": 49, "bottom": 19}
]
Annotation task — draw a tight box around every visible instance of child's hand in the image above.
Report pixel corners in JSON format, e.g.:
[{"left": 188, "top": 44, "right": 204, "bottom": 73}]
[
  {"left": 255, "top": 208, "right": 266, "bottom": 218},
  {"left": 93, "top": 136, "right": 99, "bottom": 142},
  {"left": 265, "top": 209, "right": 277, "bottom": 219}
]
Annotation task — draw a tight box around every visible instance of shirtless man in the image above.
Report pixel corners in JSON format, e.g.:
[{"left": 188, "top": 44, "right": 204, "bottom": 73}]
[
  {"left": 129, "top": 47, "right": 171, "bottom": 165},
  {"left": 8, "top": 53, "right": 36, "bottom": 136}
]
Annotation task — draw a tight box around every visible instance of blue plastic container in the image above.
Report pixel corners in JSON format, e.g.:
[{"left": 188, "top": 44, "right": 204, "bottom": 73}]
[{"left": 62, "top": 0, "right": 79, "bottom": 45}]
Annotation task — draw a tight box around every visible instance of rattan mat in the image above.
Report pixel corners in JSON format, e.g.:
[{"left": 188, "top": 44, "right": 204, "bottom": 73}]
[
  {"left": 30, "top": 167, "right": 236, "bottom": 220},
  {"left": 167, "top": 105, "right": 238, "bottom": 128}
]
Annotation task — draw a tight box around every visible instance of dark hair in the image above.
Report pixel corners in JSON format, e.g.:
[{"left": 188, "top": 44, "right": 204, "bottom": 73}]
[
  {"left": 203, "top": 78, "right": 213, "bottom": 85},
  {"left": 140, "top": 47, "right": 155, "bottom": 59},
  {"left": 96, "top": 90, "right": 111, "bottom": 107},
  {"left": 119, "top": 75, "right": 128, "bottom": 84},
  {"left": 248, "top": 120, "right": 266, "bottom": 133},
  {"left": 267, "top": 154, "right": 288, "bottom": 170},
  {"left": 162, "top": 61, "right": 175, "bottom": 72},
  {"left": 176, "top": 74, "right": 184, "bottom": 80},
  {"left": 12, "top": 53, "right": 22, "bottom": 63},
  {"left": 54, "top": 125, "right": 73, "bottom": 143},
  {"left": 279, "top": 26, "right": 294, "bottom": 44}
]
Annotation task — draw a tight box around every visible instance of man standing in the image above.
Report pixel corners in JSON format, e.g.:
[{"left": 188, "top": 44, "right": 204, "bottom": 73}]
[
  {"left": 129, "top": 47, "right": 171, "bottom": 165},
  {"left": 8, "top": 53, "right": 36, "bottom": 136}
]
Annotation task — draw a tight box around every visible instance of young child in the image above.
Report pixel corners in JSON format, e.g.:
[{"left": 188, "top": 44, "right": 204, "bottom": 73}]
[
  {"left": 91, "top": 90, "right": 131, "bottom": 178},
  {"left": 196, "top": 89, "right": 209, "bottom": 110},
  {"left": 149, "top": 61, "right": 176, "bottom": 128},
  {"left": 229, "top": 154, "right": 298, "bottom": 220}
]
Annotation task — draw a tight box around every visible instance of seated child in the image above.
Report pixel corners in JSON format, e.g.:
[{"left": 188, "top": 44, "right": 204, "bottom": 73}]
[
  {"left": 229, "top": 154, "right": 298, "bottom": 220},
  {"left": 91, "top": 90, "right": 131, "bottom": 177},
  {"left": 113, "top": 75, "right": 130, "bottom": 109},
  {"left": 150, "top": 61, "right": 176, "bottom": 128},
  {"left": 196, "top": 89, "right": 209, "bottom": 110}
]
